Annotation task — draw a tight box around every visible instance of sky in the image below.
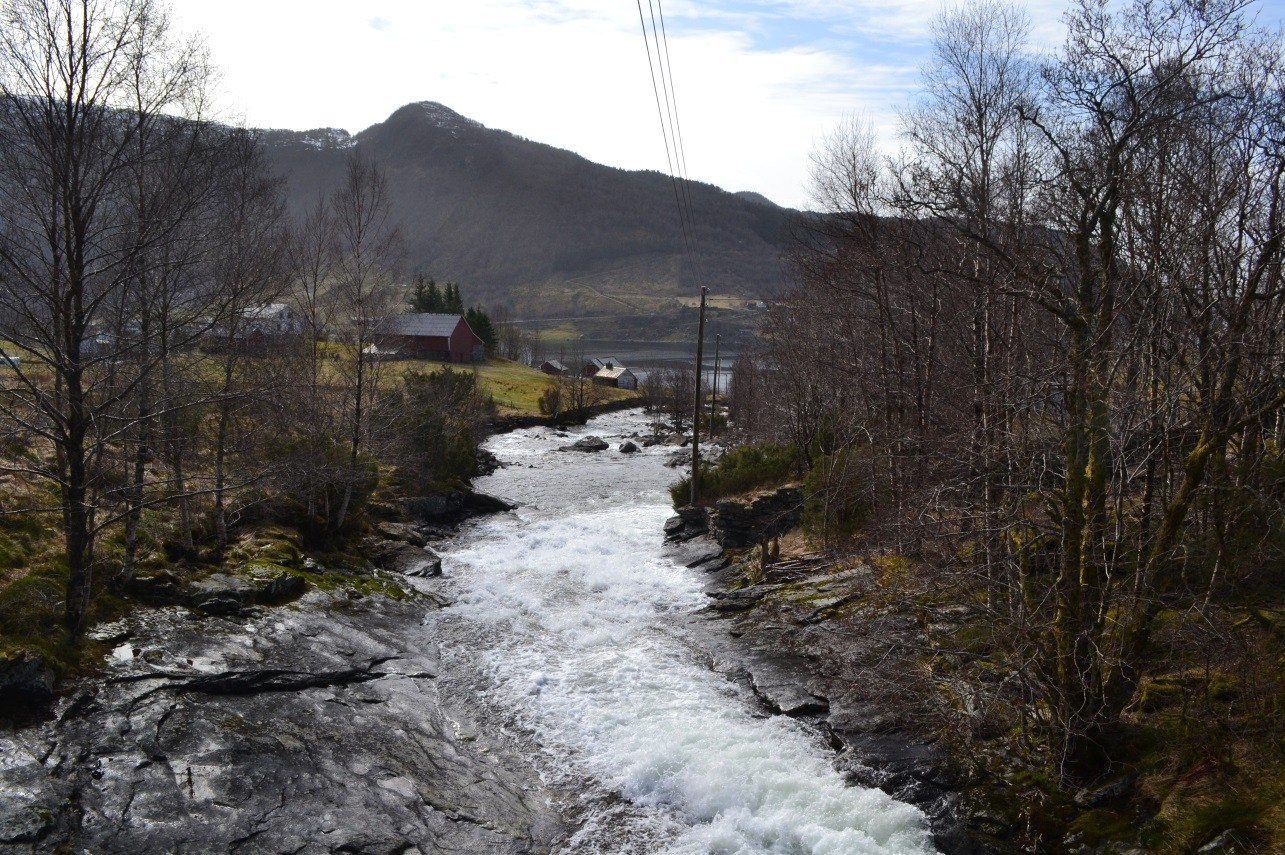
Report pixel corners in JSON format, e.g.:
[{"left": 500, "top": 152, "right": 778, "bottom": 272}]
[{"left": 167, "top": 0, "right": 1285, "bottom": 210}]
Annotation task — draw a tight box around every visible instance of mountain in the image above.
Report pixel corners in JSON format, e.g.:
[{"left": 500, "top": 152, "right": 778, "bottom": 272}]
[{"left": 258, "top": 102, "right": 792, "bottom": 319}]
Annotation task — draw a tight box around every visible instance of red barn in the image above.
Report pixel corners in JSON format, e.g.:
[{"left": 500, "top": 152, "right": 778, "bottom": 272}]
[{"left": 373, "top": 314, "right": 484, "bottom": 362}]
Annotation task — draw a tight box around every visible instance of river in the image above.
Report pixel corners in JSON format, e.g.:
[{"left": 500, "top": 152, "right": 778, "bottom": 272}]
[
  {"left": 0, "top": 410, "right": 939, "bottom": 854},
  {"left": 432, "top": 411, "right": 938, "bottom": 854}
]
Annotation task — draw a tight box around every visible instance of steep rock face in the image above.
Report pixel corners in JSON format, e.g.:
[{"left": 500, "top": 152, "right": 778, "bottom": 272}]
[{"left": 707, "top": 486, "right": 804, "bottom": 549}]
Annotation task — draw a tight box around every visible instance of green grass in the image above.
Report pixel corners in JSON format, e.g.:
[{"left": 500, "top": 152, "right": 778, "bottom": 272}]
[
  {"left": 470, "top": 358, "right": 559, "bottom": 415},
  {"left": 469, "top": 357, "right": 639, "bottom": 417}
]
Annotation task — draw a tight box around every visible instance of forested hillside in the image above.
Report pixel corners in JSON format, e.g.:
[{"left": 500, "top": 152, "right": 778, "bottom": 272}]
[{"left": 259, "top": 102, "right": 792, "bottom": 315}]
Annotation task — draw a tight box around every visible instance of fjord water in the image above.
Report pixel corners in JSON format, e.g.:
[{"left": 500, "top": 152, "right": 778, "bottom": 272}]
[{"left": 435, "top": 412, "right": 938, "bottom": 854}]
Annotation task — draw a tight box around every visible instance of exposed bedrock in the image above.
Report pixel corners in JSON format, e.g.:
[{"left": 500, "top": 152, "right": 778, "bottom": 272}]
[{"left": 0, "top": 593, "right": 564, "bottom": 854}]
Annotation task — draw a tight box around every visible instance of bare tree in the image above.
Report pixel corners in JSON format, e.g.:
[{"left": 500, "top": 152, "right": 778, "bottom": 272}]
[
  {"left": 0, "top": 0, "right": 215, "bottom": 632},
  {"left": 330, "top": 149, "right": 401, "bottom": 531}
]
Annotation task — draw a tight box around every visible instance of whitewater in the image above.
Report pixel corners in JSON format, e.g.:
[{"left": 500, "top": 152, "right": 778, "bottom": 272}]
[{"left": 433, "top": 411, "right": 939, "bottom": 855}]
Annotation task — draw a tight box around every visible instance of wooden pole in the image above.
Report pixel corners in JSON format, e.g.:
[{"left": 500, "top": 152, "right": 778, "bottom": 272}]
[
  {"left": 710, "top": 333, "right": 721, "bottom": 438},
  {"left": 690, "top": 287, "right": 707, "bottom": 506}
]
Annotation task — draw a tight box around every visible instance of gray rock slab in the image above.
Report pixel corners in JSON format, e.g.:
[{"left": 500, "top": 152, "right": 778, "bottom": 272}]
[{"left": 0, "top": 594, "right": 565, "bottom": 854}]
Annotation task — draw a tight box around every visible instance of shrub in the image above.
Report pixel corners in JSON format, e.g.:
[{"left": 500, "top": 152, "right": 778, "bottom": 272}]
[{"left": 671, "top": 442, "right": 797, "bottom": 507}]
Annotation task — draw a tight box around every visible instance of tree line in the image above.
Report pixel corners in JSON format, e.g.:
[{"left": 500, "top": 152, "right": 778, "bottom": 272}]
[
  {"left": 730, "top": 0, "right": 1284, "bottom": 777},
  {"left": 0, "top": 0, "right": 491, "bottom": 635}
]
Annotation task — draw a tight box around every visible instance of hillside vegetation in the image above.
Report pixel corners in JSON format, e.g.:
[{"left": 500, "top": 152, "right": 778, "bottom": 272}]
[{"left": 259, "top": 102, "right": 791, "bottom": 317}]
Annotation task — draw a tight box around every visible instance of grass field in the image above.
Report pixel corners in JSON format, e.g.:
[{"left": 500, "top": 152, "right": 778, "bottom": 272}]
[
  {"left": 469, "top": 357, "right": 639, "bottom": 416},
  {"left": 377, "top": 356, "right": 638, "bottom": 417},
  {"left": 470, "top": 358, "right": 556, "bottom": 415}
]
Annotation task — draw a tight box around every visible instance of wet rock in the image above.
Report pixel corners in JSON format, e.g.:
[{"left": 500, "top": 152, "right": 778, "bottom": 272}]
[
  {"left": 750, "top": 672, "right": 829, "bottom": 717},
  {"left": 664, "top": 433, "right": 690, "bottom": 446},
  {"left": 476, "top": 447, "right": 502, "bottom": 475},
  {"left": 684, "top": 549, "right": 725, "bottom": 569},
  {"left": 706, "top": 584, "right": 777, "bottom": 612},
  {"left": 464, "top": 491, "right": 516, "bottom": 515},
  {"left": 85, "top": 620, "right": 131, "bottom": 644},
  {"left": 331, "top": 831, "right": 417, "bottom": 854},
  {"left": 664, "top": 450, "right": 691, "bottom": 468},
  {"left": 188, "top": 573, "right": 257, "bottom": 615},
  {"left": 258, "top": 572, "right": 308, "bottom": 604},
  {"left": 375, "top": 542, "right": 443, "bottom": 578},
  {"left": 401, "top": 490, "right": 514, "bottom": 526},
  {"left": 402, "top": 492, "right": 468, "bottom": 521},
  {"left": 560, "top": 435, "right": 609, "bottom": 452},
  {"left": 0, "top": 793, "right": 53, "bottom": 844},
  {"left": 375, "top": 521, "right": 428, "bottom": 547},
  {"left": 618, "top": 440, "right": 639, "bottom": 454},
  {"left": 663, "top": 507, "right": 710, "bottom": 543},
  {"left": 2, "top": 597, "right": 566, "bottom": 853}
]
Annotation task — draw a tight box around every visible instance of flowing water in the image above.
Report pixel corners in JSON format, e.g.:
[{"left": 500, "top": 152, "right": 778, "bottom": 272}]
[{"left": 433, "top": 411, "right": 939, "bottom": 855}]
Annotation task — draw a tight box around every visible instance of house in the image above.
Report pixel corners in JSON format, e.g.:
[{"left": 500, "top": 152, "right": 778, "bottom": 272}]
[
  {"left": 540, "top": 359, "right": 571, "bottom": 376},
  {"left": 238, "top": 303, "right": 303, "bottom": 343},
  {"left": 214, "top": 303, "right": 303, "bottom": 351},
  {"left": 373, "top": 313, "right": 484, "bottom": 362},
  {"left": 592, "top": 361, "right": 638, "bottom": 390},
  {"left": 582, "top": 357, "right": 606, "bottom": 377}
]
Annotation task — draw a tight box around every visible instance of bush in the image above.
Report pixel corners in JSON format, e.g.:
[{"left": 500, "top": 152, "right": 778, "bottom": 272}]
[
  {"left": 671, "top": 442, "right": 797, "bottom": 507},
  {"left": 398, "top": 368, "right": 496, "bottom": 485}
]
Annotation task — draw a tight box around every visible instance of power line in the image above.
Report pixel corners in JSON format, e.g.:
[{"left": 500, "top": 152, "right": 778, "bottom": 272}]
[
  {"left": 651, "top": 0, "right": 698, "bottom": 239},
  {"left": 636, "top": 0, "right": 695, "bottom": 255}
]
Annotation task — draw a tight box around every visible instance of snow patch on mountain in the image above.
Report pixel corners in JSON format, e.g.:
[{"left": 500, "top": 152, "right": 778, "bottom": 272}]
[{"left": 410, "top": 101, "right": 484, "bottom": 131}]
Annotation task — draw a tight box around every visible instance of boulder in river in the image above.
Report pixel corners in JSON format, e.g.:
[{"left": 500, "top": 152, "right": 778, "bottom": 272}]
[
  {"left": 560, "top": 435, "right": 609, "bottom": 453},
  {"left": 619, "top": 440, "right": 640, "bottom": 454},
  {"left": 402, "top": 489, "right": 516, "bottom": 525}
]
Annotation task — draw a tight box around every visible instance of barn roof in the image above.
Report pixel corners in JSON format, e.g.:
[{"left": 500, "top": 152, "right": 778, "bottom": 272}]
[
  {"left": 595, "top": 366, "right": 634, "bottom": 380},
  {"left": 376, "top": 313, "right": 463, "bottom": 337}
]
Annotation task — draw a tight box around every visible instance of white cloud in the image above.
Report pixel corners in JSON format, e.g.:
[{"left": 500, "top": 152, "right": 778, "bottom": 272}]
[{"left": 164, "top": 0, "right": 1066, "bottom": 208}]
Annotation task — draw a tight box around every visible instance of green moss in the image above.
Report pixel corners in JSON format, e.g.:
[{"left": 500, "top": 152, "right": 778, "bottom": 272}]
[{"left": 285, "top": 567, "right": 410, "bottom": 601}]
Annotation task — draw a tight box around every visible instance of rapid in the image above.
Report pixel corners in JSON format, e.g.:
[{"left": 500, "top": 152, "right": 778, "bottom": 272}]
[{"left": 434, "top": 411, "right": 939, "bottom": 855}]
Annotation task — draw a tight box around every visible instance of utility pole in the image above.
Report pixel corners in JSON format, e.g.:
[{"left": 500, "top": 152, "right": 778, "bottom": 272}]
[
  {"left": 709, "top": 333, "right": 721, "bottom": 438},
  {"left": 690, "top": 287, "right": 707, "bottom": 506}
]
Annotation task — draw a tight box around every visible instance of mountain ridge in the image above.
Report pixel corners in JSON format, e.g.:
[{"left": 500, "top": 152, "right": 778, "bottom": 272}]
[{"left": 258, "top": 101, "right": 793, "bottom": 317}]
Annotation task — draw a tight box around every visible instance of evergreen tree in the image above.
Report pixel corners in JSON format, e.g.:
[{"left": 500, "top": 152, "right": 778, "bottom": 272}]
[
  {"left": 445, "top": 282, "right": 464, "bottom": 313},
  {"left": 407, "top": 275, "right": 446, "bottom": 313},
  {"left": 465, "top": 307, "right": 497, "bottom": 353}
]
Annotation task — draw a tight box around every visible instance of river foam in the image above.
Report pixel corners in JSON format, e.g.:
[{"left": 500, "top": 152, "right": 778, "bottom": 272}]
[{"left": 441, "top": 414, "right": 938, "bottom": 855}]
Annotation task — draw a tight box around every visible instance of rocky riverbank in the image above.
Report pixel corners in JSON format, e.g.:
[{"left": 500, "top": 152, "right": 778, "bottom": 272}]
[
  {"left": 664, "top": 494, "right": 984, "bottom": 855},
  {"left": 0, "top": 580, "right": 566, "bottom": 853}
]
